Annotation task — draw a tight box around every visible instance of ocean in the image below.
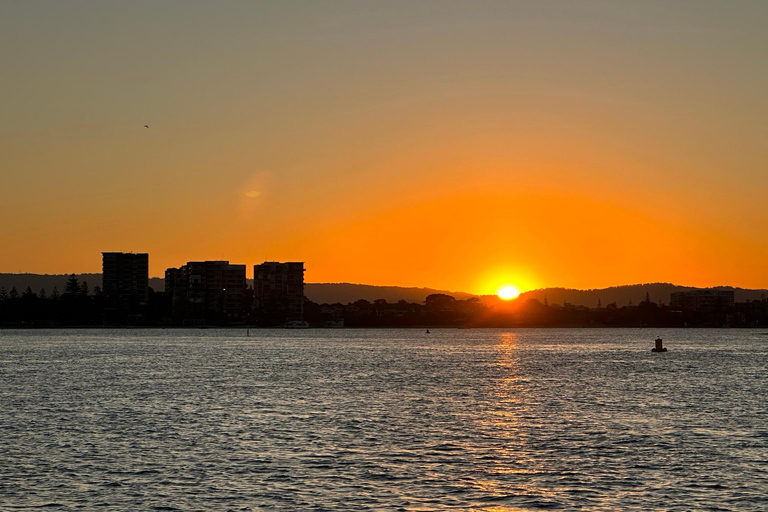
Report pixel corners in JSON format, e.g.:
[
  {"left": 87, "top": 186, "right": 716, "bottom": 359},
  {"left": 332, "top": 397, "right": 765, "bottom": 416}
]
[{"left": 1, "top": 328, "right": 766, "bottom": 511}]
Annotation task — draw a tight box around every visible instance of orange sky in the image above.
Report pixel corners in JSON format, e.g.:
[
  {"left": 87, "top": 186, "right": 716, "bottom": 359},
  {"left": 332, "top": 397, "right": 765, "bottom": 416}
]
[{"left": 2, "top": 2, "right": 768, "bottom": 294}]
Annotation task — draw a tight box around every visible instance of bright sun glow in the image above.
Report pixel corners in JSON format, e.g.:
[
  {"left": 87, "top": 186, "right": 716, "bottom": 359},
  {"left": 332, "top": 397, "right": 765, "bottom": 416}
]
[{"left": 498, "top": 286, "right": 520, "bottom": 300}]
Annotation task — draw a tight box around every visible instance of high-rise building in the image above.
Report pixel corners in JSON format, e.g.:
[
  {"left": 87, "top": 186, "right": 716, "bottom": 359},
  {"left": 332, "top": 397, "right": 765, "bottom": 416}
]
[
  {"left": 253, "top": 262, "right": 305, "bottom": 322},
  {"left": 165, "top": 261, "right": 246, "bottom": 324},
  {"left": 102, "top": 252, "right": 149, "bottom": 323}
]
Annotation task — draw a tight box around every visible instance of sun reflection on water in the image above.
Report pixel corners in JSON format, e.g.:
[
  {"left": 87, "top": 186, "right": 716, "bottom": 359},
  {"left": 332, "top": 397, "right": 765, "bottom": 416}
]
[{"left": 465, "top": 331, "right": 549, "bottom": 506}]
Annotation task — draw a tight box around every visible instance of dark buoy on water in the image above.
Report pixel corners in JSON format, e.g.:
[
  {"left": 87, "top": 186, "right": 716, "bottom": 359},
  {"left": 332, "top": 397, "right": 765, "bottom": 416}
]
[
  {"left": 652, "top": 337, "right": 667, "bottom": 352},
  {"left": 426, "top": 329, "right": 430, "bottom": 334}
]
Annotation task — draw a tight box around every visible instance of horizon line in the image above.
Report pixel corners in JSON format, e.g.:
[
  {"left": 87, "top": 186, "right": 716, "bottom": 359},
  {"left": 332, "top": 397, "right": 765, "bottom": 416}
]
[{"left": 1, "top": 272, "right": 767, "bottom": 295}]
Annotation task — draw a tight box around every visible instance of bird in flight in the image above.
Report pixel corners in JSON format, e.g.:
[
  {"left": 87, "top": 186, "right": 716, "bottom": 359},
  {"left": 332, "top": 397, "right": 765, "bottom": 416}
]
[{"left": 144, "top": 125, "right": 149, "bottom": 128}]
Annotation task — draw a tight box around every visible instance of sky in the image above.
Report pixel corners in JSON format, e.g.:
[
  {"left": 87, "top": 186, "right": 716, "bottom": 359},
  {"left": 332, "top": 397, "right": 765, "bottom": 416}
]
[{"left": 2, "top": 0, "right": 768, "bottom": 294}]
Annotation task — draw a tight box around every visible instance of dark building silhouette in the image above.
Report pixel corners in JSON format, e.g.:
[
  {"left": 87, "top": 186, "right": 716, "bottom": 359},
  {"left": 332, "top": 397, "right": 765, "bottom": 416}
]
[
  {"left": 102, "top": 252, "right": 149, "bottom": 323},
  {"left": 165, "top": 261, "right": 246, "bottom": 324},
  {"left": 254, "top": 261, "right": 304, "bottom": 323},
  {"left": 670, "top": 290, "right": 735, "bottom": 312}
]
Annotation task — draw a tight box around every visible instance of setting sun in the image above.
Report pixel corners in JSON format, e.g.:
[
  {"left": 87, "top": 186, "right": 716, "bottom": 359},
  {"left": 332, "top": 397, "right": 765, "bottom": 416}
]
[{"left": 498, "top": 286, "right": 520, "bottom": 300}]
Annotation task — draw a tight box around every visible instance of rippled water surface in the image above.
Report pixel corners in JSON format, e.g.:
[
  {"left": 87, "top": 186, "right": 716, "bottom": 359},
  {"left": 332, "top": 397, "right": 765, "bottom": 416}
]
[{"left": 1, "top": 328, "right": 767, "bottom": 511}]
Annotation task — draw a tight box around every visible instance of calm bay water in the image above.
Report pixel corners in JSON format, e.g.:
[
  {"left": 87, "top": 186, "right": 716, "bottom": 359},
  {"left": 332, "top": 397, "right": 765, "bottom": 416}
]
[{"left": 1, "top": 328, "right": 766, "bottom": 511}]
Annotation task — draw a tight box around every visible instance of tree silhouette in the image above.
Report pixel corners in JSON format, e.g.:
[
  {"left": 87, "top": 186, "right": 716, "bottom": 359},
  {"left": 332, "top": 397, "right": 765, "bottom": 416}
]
[
  {"left": 0, "top": 287, "right": 7, "bottom": 300},
  {"left": 51, "top": 287, "right": 60, "bottom": 300},
  {"left": 39, "top": 288, "right": 47, "bottom": 300},
  {"left": 9, "top": 287, "right": 19, "bottom": 300},
  {"left": 64, "top": 274, "right": 80, "bottom": 295},
  {"left": 425, "top": 293, "right": 456, "bottom": 308},
  {"left": 22, "top": 286, "right": 37, "bottom": 299},
  {"left": 80, "top": 281, "right": 89, "bottom": 296}
]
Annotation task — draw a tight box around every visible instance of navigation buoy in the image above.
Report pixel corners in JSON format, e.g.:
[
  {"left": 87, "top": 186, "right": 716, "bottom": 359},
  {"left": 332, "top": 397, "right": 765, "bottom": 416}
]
[{"left": 652, "top": 337, "right": 667, "bottom": 352}]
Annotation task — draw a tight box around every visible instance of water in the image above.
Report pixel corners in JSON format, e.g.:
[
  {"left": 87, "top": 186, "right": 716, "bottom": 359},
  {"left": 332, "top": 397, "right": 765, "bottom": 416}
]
[{"left": 1, "top": 328, "right": 767, "bottom": 511}]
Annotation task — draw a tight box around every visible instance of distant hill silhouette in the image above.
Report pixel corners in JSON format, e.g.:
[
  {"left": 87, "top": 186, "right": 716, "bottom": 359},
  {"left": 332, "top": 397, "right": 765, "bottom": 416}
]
[
  {"left": 0, "top": 274, "right": 164, "bottom": 294},
  {"left": 1, "top": 275, "right": 766, "bottom": 307},
  {"left": 303, "top": 283, "right": 477, "bottom": 304},
  {"left": 0, "top": 274, "right": 474, "bottom": 304},
  {"left": 510, "top": 283, "right": 768, "bottom": 307}
]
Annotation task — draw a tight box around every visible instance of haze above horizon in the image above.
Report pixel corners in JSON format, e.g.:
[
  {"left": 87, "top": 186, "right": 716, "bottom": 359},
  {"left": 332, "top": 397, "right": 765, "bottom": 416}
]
[{"left": 3, "top": 1, "right": 768, "bottom": 295}]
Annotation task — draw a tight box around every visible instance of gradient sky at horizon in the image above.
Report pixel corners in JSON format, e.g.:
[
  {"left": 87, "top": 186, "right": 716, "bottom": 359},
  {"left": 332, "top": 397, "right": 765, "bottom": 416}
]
[{"left": 2, "top": 1, "right": 767, "bottom": 294}]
